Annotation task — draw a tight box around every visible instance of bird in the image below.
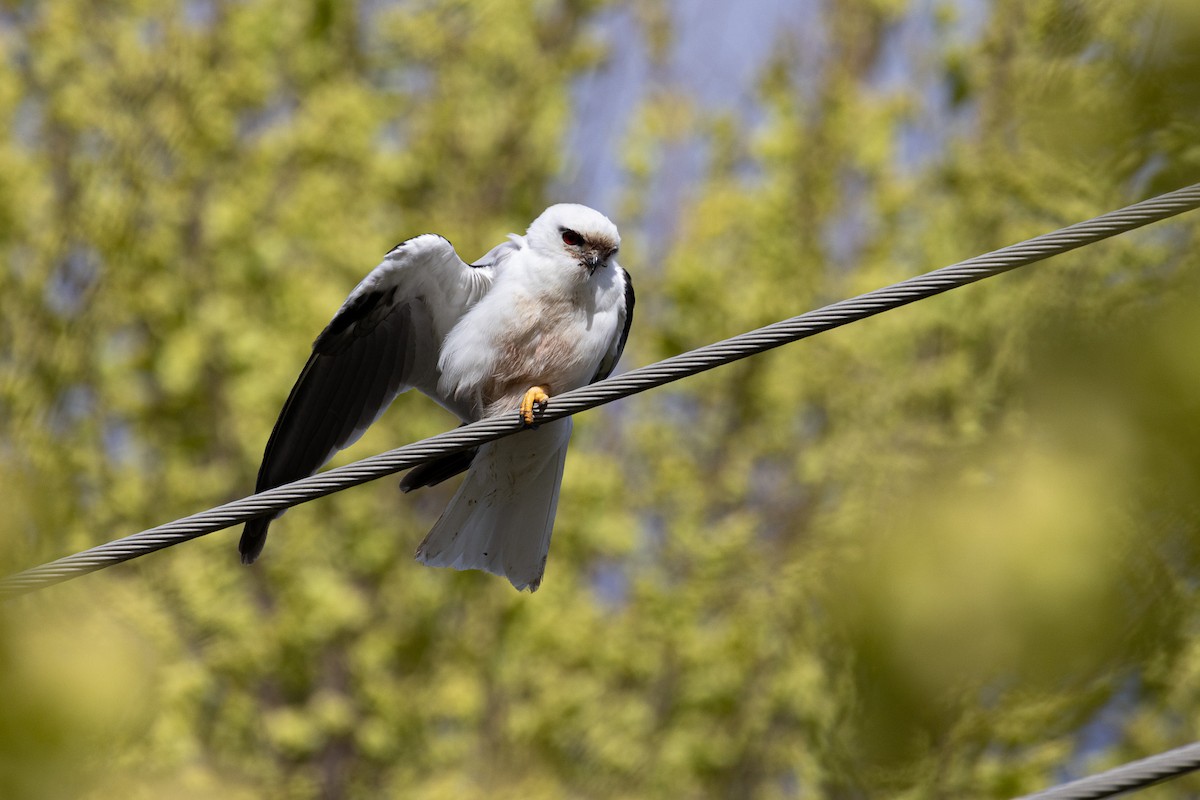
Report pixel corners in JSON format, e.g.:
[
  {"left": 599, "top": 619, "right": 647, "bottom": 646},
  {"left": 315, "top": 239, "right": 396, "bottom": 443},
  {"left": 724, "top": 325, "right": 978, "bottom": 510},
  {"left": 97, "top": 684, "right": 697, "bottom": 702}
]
[{"left": 239, "top": 204, "right": 634, "bottom": 591}]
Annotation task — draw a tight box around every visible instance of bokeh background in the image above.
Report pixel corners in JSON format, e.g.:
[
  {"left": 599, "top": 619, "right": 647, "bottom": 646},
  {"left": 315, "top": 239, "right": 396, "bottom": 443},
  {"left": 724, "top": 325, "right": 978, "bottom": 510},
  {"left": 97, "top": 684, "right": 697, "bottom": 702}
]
[{"left": 2, "top": 0, "right": 1200, "bottom": 797}]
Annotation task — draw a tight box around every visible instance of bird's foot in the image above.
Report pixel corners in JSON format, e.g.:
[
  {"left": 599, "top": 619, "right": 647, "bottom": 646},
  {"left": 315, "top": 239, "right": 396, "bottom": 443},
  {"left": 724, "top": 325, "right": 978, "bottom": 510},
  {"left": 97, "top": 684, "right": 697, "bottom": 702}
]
[{"left": 519, "top": 385, "right": 551, "bottom": 426}]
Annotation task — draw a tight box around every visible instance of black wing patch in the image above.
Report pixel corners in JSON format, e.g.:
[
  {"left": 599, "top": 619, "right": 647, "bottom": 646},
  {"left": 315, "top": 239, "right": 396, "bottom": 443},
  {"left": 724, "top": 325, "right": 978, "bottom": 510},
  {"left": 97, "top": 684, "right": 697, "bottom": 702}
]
[
  {"left": 313, "top": 286, "right": 399, "bottom": 355},
  {"left": 615, "top": 269, "right": 635, "bottom": 366}
]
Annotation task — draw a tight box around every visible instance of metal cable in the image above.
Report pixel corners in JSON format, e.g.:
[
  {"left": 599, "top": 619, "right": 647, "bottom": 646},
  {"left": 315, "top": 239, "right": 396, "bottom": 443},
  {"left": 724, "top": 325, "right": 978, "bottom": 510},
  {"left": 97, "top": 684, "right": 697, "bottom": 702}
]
[
  {"left": 1015, "top": 740, "right": 1200, "bottom": 799},
  {"left": 3, "top": 183, "right": 1200, "bottom": 599}
]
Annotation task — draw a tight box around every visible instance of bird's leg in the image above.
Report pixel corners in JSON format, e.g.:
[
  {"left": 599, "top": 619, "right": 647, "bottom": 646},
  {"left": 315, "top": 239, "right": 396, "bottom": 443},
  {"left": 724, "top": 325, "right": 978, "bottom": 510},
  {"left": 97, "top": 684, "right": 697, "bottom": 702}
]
[{"left": 519, "top": 385, "right": 551, "bottom": 426}]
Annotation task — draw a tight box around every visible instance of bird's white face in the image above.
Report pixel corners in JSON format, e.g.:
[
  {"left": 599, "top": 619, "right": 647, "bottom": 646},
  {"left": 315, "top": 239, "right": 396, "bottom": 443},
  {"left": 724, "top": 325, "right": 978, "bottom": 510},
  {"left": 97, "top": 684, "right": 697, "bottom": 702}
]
[{"left": 527, "top": 203, "right": 621, "bottom": 277}]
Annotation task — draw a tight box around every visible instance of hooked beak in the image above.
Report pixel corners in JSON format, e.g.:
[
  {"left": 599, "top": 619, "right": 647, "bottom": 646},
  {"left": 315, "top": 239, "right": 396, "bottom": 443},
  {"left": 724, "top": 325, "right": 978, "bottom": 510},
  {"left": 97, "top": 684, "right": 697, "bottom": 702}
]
[{"left": 582, "top": 247, "right": 612, "bottom": 275}]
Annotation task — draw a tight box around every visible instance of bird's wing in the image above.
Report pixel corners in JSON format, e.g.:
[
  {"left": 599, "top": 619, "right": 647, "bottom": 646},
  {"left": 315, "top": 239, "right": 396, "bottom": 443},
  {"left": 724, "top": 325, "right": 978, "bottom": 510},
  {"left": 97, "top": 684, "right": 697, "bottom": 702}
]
[
  {"left": 591, "top": 266, "right": 635, "bottom": 383},
  {"left": 240, "top": 234, "right": 493, "bottom": 563}
]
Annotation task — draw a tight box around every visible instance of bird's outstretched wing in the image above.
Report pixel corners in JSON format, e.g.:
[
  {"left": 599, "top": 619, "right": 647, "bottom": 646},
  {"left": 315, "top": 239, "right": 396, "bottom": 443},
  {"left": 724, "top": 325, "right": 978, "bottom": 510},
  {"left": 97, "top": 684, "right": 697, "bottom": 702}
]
[{"left": 240, "top": 234, "right": 496, "bottom": 563}]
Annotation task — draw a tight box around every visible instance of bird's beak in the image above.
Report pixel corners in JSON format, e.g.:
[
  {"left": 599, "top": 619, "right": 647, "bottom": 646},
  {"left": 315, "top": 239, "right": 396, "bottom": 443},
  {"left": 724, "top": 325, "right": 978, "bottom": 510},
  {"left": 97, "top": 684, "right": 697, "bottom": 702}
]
[{"left": 583, "top": 251, "right": 603, "bottom": 274}]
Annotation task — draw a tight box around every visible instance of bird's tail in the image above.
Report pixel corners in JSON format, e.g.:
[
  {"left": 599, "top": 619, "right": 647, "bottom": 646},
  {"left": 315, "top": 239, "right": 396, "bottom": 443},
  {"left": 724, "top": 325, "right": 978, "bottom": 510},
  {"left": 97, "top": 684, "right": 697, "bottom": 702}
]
[{"left": 415, "top": 418, "right": 572, "bottom": 592}]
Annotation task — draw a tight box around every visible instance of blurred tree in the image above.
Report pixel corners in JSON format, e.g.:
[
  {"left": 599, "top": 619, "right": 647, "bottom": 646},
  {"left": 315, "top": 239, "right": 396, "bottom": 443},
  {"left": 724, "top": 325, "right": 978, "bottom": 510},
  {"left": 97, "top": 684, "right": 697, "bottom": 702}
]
[
  {"left": 0, "top": 0, "right": 1198, "bottom": 798},
  {"left": 617, "top": 0, "right": 1200, "bottom": 796}
]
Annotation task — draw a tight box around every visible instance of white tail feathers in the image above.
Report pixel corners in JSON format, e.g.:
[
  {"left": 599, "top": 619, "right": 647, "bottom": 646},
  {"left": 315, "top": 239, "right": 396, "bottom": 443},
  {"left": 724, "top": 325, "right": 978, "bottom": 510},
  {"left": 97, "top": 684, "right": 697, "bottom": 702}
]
[{"left": 414, "top": 418, "right": 572, "bottom": 591}]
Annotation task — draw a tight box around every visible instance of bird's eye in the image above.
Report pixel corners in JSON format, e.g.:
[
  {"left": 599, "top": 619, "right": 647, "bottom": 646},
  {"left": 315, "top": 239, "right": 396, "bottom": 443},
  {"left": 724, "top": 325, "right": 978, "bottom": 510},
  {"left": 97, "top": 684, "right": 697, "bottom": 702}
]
[{"left": 561, "top": 229, "right": 583, "bottom": 247}]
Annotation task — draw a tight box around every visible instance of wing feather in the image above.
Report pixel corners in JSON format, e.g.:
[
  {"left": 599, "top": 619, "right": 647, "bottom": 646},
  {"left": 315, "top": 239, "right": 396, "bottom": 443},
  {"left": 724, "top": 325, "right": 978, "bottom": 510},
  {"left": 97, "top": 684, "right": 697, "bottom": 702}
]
[
  {"left": 591, "top": 266, "right": 635, "bottom": 384},
  {"left": 240, "top": 234, "right": 493, "bottom": 563}
]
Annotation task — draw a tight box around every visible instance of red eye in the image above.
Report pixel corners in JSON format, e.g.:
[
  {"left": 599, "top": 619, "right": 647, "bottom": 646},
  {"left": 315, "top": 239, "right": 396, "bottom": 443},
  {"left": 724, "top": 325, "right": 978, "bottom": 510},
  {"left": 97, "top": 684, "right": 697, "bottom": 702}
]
[{"left": 561, "top": 229, "right": 583, "bottom": 246}]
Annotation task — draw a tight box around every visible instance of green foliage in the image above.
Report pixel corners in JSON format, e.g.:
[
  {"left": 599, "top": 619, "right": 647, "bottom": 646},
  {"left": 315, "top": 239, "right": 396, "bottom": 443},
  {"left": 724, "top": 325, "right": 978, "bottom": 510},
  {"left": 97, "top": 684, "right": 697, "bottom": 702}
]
[{"left": 1, "top": 0, "right": 1199, "bottom": 797}]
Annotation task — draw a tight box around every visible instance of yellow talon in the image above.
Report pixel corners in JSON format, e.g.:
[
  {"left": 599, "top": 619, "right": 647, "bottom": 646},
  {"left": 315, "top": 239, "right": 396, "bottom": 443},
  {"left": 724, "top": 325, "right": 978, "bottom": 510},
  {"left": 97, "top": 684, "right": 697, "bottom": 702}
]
[{"left": 519, "top": 385, "right": 551, "bottom": 426}]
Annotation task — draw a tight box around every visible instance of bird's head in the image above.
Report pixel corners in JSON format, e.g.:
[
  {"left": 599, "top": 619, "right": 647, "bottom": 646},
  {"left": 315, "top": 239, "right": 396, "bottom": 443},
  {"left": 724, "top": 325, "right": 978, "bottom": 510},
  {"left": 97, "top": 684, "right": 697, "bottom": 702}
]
[{"left": 527, "top": 204, "right": 621, "bottom": 277}]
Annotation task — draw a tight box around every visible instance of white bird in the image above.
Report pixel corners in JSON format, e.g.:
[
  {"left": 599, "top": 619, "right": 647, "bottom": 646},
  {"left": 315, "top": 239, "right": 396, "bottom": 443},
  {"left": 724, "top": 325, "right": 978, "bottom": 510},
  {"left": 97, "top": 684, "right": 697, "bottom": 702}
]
[{"left": 240, "top": 204, "right": 634, "bottom": 591}]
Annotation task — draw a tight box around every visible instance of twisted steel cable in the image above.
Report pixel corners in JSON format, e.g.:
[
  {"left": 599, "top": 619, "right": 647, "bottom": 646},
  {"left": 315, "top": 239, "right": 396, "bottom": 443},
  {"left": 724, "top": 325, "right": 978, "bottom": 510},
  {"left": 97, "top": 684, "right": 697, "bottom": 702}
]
[
  {"left": 1015, "top": 740, "right": 1200, "bottom": 799},
  {"left": 3, "top": 183, "right": 1200, "bottom": 599}
]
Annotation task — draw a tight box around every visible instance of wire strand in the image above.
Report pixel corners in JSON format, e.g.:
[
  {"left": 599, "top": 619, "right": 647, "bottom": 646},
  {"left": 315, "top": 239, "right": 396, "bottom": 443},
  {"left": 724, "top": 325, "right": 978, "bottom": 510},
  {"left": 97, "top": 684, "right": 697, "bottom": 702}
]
[
  {"left": 1015, "top": 740, "right": 1200, "bottom": 799},
  {"left": 3, "top": 183, "right": 1200, "bottom": 599}
]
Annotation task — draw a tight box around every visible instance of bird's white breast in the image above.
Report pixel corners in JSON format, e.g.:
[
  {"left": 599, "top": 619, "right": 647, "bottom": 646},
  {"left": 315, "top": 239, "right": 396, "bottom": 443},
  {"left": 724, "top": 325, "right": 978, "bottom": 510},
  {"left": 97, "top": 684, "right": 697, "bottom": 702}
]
[{"left": 437, "top": 251, "right": 624, "bottom": 420}]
